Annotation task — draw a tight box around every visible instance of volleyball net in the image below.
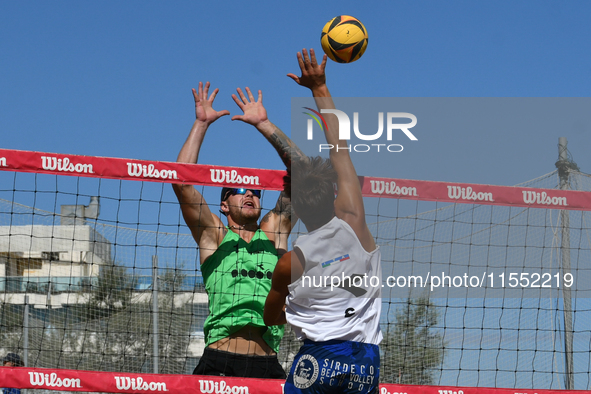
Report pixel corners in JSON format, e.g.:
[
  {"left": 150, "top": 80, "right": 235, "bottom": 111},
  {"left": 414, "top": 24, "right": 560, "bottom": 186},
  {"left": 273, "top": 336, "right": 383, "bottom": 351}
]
[{"left": 0, "top": 148, "right": 590, "bottom": 393}]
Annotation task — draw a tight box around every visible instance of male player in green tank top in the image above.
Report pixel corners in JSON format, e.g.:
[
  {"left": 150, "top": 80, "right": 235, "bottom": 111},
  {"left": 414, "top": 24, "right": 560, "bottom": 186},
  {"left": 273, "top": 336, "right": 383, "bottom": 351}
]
[{"left": 172, "top": 51, "right": 320, "bottom": 378}]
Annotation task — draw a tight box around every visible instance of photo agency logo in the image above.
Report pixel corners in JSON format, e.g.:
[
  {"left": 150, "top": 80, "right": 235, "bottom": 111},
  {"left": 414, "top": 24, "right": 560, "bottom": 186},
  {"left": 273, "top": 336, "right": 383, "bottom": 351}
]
[{"left": 302, "top": 107, "right": 418, "bottom": 153}]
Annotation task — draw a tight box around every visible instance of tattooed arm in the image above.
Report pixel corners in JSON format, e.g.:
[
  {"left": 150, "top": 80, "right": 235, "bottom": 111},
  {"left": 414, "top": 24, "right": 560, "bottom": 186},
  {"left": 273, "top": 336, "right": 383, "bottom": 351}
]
[
  {"left": 231, "top": 87, "right": 305, "bottom": 250},
  {"left": 254, "top": 120, "right": 303, "bottom": 255}
]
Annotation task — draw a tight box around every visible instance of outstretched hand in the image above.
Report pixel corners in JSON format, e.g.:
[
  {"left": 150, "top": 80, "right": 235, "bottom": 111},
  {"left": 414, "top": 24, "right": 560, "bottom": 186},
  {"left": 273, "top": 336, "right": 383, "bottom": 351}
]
[
  {"left": 231, "top": 87, "right": 268, "bottom": 126},
  {"left": 287, "top": 48, "right": 327, "bottom": 90},
  {"left": 193, "top": 81, "right": 230, "bottom": 125}
]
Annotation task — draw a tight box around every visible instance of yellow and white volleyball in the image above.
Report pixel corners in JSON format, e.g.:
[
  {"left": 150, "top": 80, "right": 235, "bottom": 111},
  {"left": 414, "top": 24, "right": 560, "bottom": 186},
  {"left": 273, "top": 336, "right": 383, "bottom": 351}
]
[{"left": 320, "top": 15, "right": 368, "bottom": 63}]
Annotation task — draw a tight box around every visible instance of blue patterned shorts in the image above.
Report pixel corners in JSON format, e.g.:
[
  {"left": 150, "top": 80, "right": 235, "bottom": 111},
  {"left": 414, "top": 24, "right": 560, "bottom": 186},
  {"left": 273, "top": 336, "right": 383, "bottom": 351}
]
[{"left": 284, "top": 339, "right": 380, "bottom": 394}]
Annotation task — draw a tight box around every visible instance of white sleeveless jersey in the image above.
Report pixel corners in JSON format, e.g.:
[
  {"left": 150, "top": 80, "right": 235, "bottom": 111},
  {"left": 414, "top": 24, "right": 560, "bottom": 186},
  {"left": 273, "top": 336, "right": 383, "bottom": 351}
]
[{"left": 285, "top": 217, "right": 382, "bottom": 345}]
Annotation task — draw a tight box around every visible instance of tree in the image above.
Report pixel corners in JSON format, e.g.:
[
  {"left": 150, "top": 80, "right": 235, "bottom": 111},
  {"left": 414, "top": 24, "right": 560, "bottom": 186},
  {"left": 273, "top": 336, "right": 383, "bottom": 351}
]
[
  {"left": 29, "top": 264, "right": 139, "bottom": 370},
  {"left": 86, "top": 263, "right": 136, "bottom": 316},
  {"left": 34, "top": 264, "right": 193, "bottom": 373},
  {"left": 152, "top": 265, "right": 193, "bottom": 374},
  {"left": 73, "top": 264, "right": 193, "bottom": 373},
  {"left": 0, "top": 301, "right": 23, "bottom": 355},
  {"left": 0, "top": 263, "right": 195, "bottom": 373},
  {"left": 381, "top": 297, "right": 445, "bottom": 385}
]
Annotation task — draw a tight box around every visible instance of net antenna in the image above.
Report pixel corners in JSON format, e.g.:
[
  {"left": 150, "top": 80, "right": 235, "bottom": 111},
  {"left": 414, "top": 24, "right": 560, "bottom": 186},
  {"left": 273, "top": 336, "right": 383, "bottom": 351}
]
[{"left": 556, "top": 137, "right": 578, "bottom": 390}]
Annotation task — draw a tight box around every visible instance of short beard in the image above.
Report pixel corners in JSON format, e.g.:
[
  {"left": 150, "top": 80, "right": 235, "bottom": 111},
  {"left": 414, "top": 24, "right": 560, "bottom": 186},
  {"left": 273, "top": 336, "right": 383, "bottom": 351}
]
[{"left": 227, "top": 204, "right": 261, "bottom": 224}]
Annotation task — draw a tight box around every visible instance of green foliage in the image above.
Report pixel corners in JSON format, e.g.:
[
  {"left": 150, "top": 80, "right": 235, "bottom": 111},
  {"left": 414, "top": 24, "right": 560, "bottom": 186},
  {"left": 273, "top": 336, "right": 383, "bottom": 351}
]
[
  {"left": 66, "top": 264, "right": 194, "bottom": 373},
  {"left": 0, "top": 302, "right": 23, "bottom": 332},
  {"left": 87, "top": 263, "right": 136, "bottom": 316},
  {"left": 0, "top": 302, "right": 23, "bottom": 353},
  {"left": 13, "top": 263, "right": 194, "bottom": 373},
  {"left": 381, "top": 297, "right": 445, "bottom": 385}
]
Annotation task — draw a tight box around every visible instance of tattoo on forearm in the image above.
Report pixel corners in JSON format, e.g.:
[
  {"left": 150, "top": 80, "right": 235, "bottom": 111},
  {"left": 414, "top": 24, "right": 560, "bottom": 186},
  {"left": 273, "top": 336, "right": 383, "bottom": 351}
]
[
  {"left": 262, "top": 192, "right": 294, "bottom": 225},
  {"left": 274, "top": 192, "right": 297, "bottom": 223},
  {"left": 268, "top": 127, "right": 306, "bottom": 168},
  {"left": 272, "top": 192, "right": 292, "bottom": 215}
]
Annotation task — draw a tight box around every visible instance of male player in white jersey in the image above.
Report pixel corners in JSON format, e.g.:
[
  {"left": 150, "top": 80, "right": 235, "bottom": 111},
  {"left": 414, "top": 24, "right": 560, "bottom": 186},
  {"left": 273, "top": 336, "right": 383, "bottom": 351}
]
[{"left": 264, "top": 49, "right": 382, "bottom": 393}]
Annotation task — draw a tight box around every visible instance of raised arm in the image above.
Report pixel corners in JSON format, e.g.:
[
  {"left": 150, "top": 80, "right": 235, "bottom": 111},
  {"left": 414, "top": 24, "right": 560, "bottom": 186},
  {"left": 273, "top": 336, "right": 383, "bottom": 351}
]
[
  {"left": 232, "top": 87, "right": 306, "bottom": 170},
  {"left": 172, "top": 82, "right": 230, "bottom": 263},
  {"left": 289, "top": 49, "right": 376, "bottom": 253},
  {"left": 231, "top": 87, "right": 305, "bottom": 253}
]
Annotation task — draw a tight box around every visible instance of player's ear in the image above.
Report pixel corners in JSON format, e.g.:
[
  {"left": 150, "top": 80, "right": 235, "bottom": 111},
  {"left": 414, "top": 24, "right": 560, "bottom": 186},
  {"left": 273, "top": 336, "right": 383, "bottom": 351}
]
[{"left": 220, "top": 200, "right": 230, "bottom": 215}]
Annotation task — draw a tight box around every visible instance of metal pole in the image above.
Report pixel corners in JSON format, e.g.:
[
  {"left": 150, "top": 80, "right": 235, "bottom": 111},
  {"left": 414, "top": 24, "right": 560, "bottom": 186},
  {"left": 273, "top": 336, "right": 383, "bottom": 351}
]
[
  {"left": 557, "top": 137, "right": 574, "bottom": 390},
  {"left": 24, "top": 295, "right": 29, "bottom": 367},
  {"left": 152, "top": 255, "right": 159, "bottom": 374}
]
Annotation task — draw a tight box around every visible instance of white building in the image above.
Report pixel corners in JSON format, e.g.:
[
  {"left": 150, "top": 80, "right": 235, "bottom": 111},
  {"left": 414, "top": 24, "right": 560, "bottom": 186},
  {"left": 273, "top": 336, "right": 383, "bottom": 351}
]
[
  {"left": 0, "top": 197, "right": 110, "bottom": 293},
  {"left": 0, "top": 197, "right": 207, "bottom": 366}
]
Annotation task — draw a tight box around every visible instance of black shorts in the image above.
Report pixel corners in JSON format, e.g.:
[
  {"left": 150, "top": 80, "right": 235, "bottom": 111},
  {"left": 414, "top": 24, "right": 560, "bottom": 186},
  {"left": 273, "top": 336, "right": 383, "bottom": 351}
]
[{"left": 193, "top": 347, "right": 286, "bottom": 379}]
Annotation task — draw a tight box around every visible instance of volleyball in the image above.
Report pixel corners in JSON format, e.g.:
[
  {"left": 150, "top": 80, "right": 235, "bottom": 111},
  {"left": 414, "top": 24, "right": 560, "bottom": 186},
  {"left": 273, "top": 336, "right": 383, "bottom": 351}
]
[{"left": 320, "top": 15, "right": 368, "bottom": 63}]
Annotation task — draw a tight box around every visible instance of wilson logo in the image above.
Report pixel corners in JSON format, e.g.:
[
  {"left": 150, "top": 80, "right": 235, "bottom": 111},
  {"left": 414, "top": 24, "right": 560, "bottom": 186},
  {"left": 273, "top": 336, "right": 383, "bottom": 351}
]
[
  {"left": 210, "top": 169, "right": 260, "bottom": 186},
  {"left": 370, "top": 180, "right": 417, "bottom": 197},
  {"left": 198, "top": 379, "right": 249, "bottom": 394},
  {"left": 114, "top": 376, "right": 167, "bottom": 391},
  {"left": 41, "top": 156, "right": 93, "bottom": 174},
  {"left": 29, "top": 372, "right": 81, "bottom": 388},
  {"left": 447, "top": 186, "right": 494, "bottom": 202},
  {"left": 522, "top": 191, "right": 567, "bottom": 206},
  {"left": 0, "top": 157, "right": 6, "bottom": 167},
  {"left": 127, "top": 163, "right": 178, "bottom": 180}
]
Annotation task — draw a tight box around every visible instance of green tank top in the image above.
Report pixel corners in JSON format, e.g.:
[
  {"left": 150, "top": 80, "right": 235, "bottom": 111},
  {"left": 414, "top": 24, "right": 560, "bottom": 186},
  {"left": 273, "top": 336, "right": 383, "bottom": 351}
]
[{"left": 201, "top": 228, "right": 284, "bottom": 352}]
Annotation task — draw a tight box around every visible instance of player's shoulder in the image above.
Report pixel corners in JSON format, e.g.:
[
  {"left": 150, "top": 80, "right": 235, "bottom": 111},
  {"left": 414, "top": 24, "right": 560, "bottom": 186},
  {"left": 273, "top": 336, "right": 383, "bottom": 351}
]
[
  {"left": 259, "top": 213, "right": 289, "bottom": 240},
  {"left": 333, "top": 215, "right": 377, "bottom": 254},
  {"left": 199, "top": 225, "right": 230, "bottom": 264}
]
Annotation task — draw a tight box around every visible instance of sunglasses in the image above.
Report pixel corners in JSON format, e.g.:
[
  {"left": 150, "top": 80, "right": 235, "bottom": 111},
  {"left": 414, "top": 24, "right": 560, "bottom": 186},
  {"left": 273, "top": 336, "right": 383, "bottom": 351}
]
[{"left": 223, "top": 188, "right": 262, "bottom": 200}]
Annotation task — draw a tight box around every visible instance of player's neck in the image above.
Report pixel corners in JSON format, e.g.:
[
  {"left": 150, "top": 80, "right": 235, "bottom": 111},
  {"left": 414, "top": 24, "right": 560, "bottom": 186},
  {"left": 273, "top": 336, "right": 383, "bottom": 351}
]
[
  {"left": 304, "top": 215, "right": 335, "bottom": 232},
  {"left": 228, "top": 221, "right": 259, "bottom": 241}
]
